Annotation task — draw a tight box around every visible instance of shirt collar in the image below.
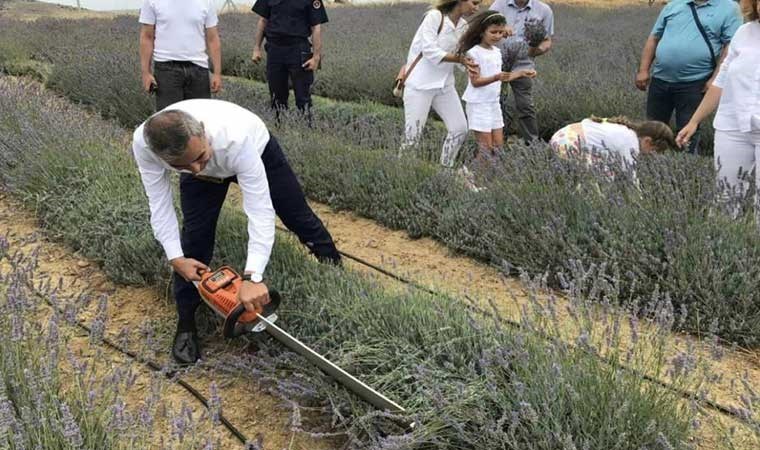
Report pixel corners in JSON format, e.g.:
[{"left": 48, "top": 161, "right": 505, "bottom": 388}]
[
  {"left": 507, "top": 0, "right": 533, "bottom": 10},
  {"left": 688, "top": 0, "right": 713, "bottom": 7}
]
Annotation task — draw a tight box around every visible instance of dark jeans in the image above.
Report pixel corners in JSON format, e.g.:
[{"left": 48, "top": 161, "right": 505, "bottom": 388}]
[
  {"left": 153, "top": 61, "right": 210, "bottom": 111},
  {"left": 173, "top": 135, "right": 340, "bottom": 327},
  {"left": 502, "top": 76, "right": 539, "bottom": 142},
  {"left": 647, "top": 77, "right": 707, "bottom": 155},
  {"left": 264, "top": 40, "right": 314, "bottom": 120}
]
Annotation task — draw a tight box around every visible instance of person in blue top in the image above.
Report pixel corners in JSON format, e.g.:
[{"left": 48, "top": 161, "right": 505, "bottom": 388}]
[{"left": 635, "top": 0, "right": 742, "bottom": 155}]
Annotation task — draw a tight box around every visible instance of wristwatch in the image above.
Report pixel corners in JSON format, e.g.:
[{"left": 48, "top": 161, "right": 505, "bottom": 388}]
[{"left": 242, "top": 272, "right": 263, "bottom": 283}]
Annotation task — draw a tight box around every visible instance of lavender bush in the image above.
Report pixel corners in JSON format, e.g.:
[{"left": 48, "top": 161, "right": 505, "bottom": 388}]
[
  {"left": 0, "top": 245, "right": 220, "bottom": 449},
  {"left": 0, "top": 77, "right": 716, "bottom": 449}
]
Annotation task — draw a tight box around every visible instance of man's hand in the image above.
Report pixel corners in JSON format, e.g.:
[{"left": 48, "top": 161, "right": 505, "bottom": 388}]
[
  {"left": 251, "top": 48, "right": 263, "bottom": 64},
  {"left": 170, "top": 257, "right": 208, "bottom": 282},
  {"left": 302, "top": 55, "right": 320, "bottom": 72},
  {"left": 635, "top": 70, "right": 650, "bottom": 91},
  {"left": 142, "top": 72, "right": 157, "bottom": 93},
  {"left": 210, "top": 73, "right": 222, "bottom": 93},
  {"left": 238, "top": 280, "right": 270, "bottom": 314}
]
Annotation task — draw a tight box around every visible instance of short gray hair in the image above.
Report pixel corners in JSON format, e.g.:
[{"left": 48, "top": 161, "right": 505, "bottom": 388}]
[{"left": 143, "top": 110, "right": 205, "bottom": 162}]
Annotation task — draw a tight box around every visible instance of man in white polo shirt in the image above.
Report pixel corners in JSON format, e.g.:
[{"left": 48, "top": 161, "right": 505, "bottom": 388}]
[
  {"left": 133, "top": 99, "right": 341, "bottom": 364},
  {"left": 139, "top": 0, "right": 222, "bottom": 110}
]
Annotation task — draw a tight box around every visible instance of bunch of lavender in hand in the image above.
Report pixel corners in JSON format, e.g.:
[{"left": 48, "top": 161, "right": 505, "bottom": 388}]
[
  {"left": 500, "top": 37, "right": 528, "bottom": 71},
  {"left": 523, "top": 18, "right": 547, "bottom": 48}
]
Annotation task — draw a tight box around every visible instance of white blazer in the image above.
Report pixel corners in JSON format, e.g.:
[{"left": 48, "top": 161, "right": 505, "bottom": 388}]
[{"left": 404, "top": 9, "right": 468, "bottom": 91}]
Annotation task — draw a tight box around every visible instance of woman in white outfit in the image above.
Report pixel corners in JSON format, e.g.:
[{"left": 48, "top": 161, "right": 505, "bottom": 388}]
[
  {"left": 677, "top": 0, "right": 760, "bottom": 214},
  {"left": 402, "top": 0, "right": 482, "bottom": 168}
]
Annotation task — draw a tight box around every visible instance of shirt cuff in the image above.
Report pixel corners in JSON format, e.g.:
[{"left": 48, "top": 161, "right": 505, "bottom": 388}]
[
  {"left": 163, "top": 239, "right": 184, "bottom": 262},
  {"left": 244, "top": 253, "right": 269, "bottom": 277}
]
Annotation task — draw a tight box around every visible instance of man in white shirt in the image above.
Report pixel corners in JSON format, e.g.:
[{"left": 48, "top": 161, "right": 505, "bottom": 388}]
[
  {"left": 133, "top": 99, "right": 341, "bottom": 364},
  {"left": 489, "top": 0, "right": 554, "bottom": 142},
  {"left": 139, "top": 0, "right": 223, "bottom": 110}
]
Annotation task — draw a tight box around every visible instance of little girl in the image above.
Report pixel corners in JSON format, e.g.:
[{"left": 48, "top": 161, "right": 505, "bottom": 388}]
[{"left": 458, "top": 11, "right": 536, "bottom": 163}]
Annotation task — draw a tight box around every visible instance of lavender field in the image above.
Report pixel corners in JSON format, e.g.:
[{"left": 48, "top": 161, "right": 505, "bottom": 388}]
[{"left": 1, "top": 2, "right": 760, "bottom": 448}]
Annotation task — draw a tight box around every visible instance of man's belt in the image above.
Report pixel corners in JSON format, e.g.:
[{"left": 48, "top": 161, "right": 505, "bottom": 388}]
[{"left": 193, "top": 174, "right": 229, "bottom": 184}]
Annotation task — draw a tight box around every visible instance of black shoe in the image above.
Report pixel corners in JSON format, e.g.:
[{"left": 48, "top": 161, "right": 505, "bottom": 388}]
[{"left": 172, "top": 329, "right": 200, "bottom": 365}]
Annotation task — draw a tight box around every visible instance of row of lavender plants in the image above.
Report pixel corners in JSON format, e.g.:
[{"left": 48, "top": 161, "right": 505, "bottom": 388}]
[
  {"left": 0, "top": 14, "right": 752, "bottom": 346},
  {"left": 0, "top": 242, "right": 222, "bottom": 448},
  {"left": 0, "top": 74, "right": 713, "bottom": 448}
]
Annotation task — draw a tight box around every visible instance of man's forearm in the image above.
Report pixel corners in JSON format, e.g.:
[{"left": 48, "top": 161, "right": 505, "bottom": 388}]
[
  {"left": 311, "top": 24, "right": 322, "bottom": 58},
  {"left": 207, "top": 35, "right": 222, "bottom": 75},
  {"left": 139, "top": 35, "right": 154, "bottom": 75},
  {"left": 638, "top": 35, "right": 658, "bottom": 73},
  {"left": 254, "top": 18, "right": 266, "bottom": 50}
]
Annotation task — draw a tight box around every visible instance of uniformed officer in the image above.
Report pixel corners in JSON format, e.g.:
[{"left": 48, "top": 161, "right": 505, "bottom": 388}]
[{"left": 251, "top": 0, "right": 328, "bottom": 121}]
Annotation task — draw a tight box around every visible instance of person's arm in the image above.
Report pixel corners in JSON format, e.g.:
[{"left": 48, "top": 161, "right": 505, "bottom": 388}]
[
  {"left": 252, "top": 17, "right": 267, "bottom": 63},
  {"left": 303, "top": 24, "right": 322, "bottom": 71},
  {"left": 206, "top": 26, "right": 222, "bottom": 92},
  {"left": 635, "top": 35, "right": 659, "bottom": 91},
  {"left": 139, "top": 24, "right": 156, "bottom": 93},
  {"left": 232, "top": 135, "right": 276, "bottom": 313},
  {"left": 251, "top": 0, "right": 271, "bottom": 63},
  {"left": 704, "top": 45, "right": 729, "bottom": 92},
  {"left": 132, "top": 138, "right": 208, "bottom": 280},
  {"left": 235, "top": 138, "right": 276, "bottom": 280},
  {"left": 675, "top": 33, "right": 738, "bottom": 148},
  {"left": 527, "top": 37, "right": 551, "bottom": 58},
  {"left": 675, "top": 86, "right": 723, "bottom": 148}
]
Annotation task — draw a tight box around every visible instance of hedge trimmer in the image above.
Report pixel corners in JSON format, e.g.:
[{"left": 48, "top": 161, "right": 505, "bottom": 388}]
[{"left": 194, "top": 266, "right": 408, "bottom": 418}]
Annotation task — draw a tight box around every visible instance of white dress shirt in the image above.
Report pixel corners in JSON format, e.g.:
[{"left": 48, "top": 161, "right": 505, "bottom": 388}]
[
  {"left": 132, "top": 99, "right": 275, "bottom": 276},
  {"left": 139, "top": 0, "right": 218, "bottom": 69},
  {"left": 404, "top": 9, "right": 469, "bottom": 91},
  {"left": 713, "top": 21, "right": 760, "bottom": 133}
]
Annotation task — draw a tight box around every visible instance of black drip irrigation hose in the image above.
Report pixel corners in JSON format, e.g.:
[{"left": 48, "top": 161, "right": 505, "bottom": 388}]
[
  {"left": 23, "top": 278, "right": 251, "bottom": 446},
  {"left": 275, "top": 225, "right": 760, "bottom": 430}
]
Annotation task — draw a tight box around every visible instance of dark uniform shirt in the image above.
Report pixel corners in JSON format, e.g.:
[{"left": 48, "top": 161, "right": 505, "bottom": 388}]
[{"left": 252, "top": 0, "right": 328, "bottom": 45}]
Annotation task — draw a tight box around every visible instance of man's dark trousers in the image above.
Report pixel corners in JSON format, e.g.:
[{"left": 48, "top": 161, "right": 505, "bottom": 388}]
[
  {"left": 647, "top": 77, "right": 706, "bottom": 155},
  {"left": 173, "top": 136, "right": 340, "bottom": 327},
  {"left": 154, "top": 61, "right": 210, "bottom": 111},
  {"left": 503, "top": 77, "right": 540, "bottom": 142},
  {"left": 265, "top": 40, "right": 314, "bottom": 119}
]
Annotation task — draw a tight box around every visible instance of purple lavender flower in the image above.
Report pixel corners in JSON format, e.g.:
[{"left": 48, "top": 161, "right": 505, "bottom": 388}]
[
  {"left": 208, "top": 382, "right": 222, "bottom": 426},
  {"left": 59, "top": 403, "right": 84, "bottom": 449}
]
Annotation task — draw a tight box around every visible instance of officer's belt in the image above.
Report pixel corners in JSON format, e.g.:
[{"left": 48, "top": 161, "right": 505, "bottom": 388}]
[{"left": 266, "top": 35, "right": 310, "bottom": 47}]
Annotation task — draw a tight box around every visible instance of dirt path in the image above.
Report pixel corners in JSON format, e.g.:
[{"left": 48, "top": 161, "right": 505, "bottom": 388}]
[{"left": 0, "top": 192, "right": 340, "bottom": 450}]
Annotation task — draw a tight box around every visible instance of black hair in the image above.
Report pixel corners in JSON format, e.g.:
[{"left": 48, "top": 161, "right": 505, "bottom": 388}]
[{"left": 456, "top": 11, "right": 507, "bottom": 56}]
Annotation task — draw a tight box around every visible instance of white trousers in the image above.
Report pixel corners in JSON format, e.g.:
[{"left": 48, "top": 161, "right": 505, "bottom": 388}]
[
  {"left": 402, "top": 84, "right": 468, "bottom": 168},
  {"left": 714, "top": 128, "right": 760, "bottom": 216}
]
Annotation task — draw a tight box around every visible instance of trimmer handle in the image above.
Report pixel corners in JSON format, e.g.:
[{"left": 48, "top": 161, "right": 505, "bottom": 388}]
[{"left": 223, "top": 290, "right": 281, "bottom": 338}]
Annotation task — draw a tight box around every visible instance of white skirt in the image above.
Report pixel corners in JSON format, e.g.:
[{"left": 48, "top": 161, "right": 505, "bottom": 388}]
[{"left": 465, "top": 101, "right": 504, "bottom": 132}]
